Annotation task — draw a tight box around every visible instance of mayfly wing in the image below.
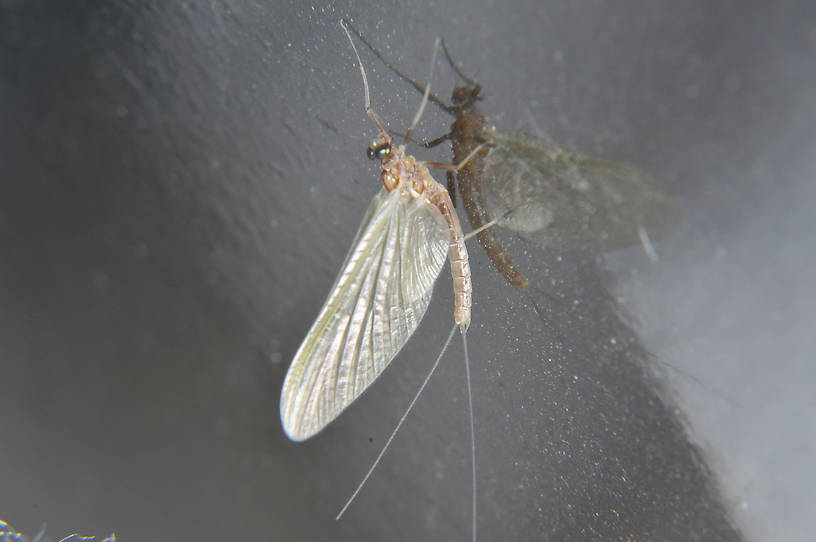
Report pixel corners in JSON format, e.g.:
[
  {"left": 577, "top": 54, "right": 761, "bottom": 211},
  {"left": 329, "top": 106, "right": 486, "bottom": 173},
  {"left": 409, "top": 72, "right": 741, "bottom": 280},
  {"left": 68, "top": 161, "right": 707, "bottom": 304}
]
[
  {"left": 481, "top": 131, "right": 681, "bottom": 253},
  {"left": 280, "top": 187, "right": 449, "bottom": 441}
]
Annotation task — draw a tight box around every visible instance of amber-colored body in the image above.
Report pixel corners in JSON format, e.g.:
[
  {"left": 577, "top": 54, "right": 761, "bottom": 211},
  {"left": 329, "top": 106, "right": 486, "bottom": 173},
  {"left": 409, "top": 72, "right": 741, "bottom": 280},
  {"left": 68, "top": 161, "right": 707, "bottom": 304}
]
[{"left": 375, "top": 132, "right": 472, "bottom": 328}]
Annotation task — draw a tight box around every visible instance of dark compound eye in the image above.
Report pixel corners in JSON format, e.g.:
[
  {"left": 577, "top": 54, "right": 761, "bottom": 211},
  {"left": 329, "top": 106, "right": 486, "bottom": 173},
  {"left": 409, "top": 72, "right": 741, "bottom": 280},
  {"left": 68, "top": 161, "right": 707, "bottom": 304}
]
[{"left": 367, "top": 143, "right": 391, "bottom": 160}]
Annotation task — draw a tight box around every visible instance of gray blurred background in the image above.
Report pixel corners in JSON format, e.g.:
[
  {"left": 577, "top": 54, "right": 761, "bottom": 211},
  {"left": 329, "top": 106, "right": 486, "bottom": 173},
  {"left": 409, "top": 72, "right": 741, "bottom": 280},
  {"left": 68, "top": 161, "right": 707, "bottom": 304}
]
[{"left": 1, "top": 1, "right": 813, "bottom": 540}]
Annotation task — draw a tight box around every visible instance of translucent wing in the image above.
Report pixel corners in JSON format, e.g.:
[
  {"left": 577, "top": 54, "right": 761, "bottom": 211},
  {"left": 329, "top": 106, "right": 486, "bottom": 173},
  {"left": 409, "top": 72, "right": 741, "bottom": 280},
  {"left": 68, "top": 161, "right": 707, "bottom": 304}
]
[
  {"left": 280, "top": 187, "right": 449, "bottom": 441},
  {"left": 482, "top": 132, "right": 680, "bottom": 252}
]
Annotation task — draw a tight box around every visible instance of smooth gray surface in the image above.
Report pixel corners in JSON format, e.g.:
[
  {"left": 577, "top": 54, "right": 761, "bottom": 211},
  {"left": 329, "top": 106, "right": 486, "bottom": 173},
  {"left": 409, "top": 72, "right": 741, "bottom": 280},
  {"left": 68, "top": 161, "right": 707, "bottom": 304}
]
[{"left": 1, "top": 1, "right": 813, "bottom": 540}]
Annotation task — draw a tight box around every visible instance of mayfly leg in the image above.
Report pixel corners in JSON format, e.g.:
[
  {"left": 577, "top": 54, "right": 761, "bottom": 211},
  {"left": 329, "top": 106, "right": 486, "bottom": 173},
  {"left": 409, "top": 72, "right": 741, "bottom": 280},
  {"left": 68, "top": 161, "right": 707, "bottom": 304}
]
[{"left": 404, "top": 37, "right": 442, "bottom": 144}]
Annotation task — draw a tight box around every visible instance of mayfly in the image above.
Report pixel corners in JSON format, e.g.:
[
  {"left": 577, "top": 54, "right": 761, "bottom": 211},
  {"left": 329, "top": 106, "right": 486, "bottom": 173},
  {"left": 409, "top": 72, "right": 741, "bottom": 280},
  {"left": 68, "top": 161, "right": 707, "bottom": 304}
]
[
  {"left": 345, "top": 22, "right": 680, "bottom": 291},
  {"left": 280, "top": 19, "right": 483, "bottom": 541}
]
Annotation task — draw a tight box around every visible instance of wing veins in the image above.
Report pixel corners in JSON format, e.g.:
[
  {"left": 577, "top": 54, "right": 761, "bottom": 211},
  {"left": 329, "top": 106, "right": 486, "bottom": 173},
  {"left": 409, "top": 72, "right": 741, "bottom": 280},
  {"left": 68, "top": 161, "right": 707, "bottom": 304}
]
[
  {"left": 345, "top": 207, "right": 396, "bottom": 405},
  {"left": 281, "top": 190, "right": 450, "bottom": 440},
  {"left": 313, "top": 202, "right": 393, "bottom": 427},
  {"left": 286, "top": 196, "right": 390, "bottom": 436}
]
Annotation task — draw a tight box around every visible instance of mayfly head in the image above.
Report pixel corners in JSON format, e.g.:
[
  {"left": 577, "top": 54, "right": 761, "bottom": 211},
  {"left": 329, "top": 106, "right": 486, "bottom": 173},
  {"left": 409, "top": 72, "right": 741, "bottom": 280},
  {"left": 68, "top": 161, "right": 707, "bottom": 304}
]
[
  {"left": 367, "top": 133, "right": 393, "bottom": 161},
  {"left": 451, "top": 83, "right": 482, "bottom": 110}
]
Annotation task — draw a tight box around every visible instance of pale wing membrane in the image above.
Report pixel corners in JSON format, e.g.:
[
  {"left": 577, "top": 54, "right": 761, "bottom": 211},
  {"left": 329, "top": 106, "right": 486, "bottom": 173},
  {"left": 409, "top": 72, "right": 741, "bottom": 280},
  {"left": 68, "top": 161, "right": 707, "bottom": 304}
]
[
  {"left": 483, "top": 132, "right": 680, "bottom": 252},
  {"left": 281, "top": 188, "right": 449, "bottom": 441}
]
